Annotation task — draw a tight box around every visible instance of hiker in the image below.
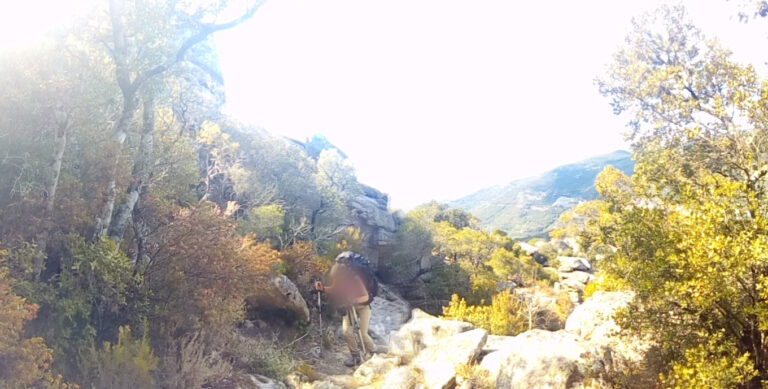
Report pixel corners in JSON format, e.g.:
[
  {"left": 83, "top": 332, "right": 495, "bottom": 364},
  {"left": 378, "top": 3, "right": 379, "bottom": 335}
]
[{"left": 315, "top": 251, "right": 377, "bottom": 367}]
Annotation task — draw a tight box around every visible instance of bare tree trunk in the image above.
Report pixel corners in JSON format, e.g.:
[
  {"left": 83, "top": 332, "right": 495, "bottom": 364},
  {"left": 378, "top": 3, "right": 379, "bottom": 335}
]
[
  {"left": 109, "top": 95, "right": 155, "bottom": 242},
  {"left": 38, "top": 110, "right": 70, "bottom": 253}
]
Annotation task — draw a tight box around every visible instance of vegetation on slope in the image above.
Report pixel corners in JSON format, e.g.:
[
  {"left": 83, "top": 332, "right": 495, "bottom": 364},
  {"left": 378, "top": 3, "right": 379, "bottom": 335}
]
[
  {"left": 452, "top": 150, "right": 634, "bottom": 239},
  {"left": 0, "top": 1, "right": 373, "bottom": 386}
]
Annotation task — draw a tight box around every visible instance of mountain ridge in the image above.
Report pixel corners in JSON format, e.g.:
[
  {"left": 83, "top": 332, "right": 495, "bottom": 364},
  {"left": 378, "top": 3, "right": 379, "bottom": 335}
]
[{"left": 451, "top": 150, "right": 634, "bottom": 239}]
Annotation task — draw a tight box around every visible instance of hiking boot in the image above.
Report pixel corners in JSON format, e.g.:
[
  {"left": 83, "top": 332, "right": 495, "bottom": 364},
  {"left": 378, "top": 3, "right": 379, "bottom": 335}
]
[{"left": 343, "top": 352, "right": 361, "bottom": 367}]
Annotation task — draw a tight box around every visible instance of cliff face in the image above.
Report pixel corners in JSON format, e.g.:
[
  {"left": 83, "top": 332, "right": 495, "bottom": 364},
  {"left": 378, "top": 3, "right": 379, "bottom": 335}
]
[{"left": 347, "top": 184, "right": 398, "bottom": 269}]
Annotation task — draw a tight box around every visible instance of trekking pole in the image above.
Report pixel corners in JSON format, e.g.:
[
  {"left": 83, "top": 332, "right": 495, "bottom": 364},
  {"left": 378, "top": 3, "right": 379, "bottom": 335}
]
[
  {"left": 350, "top": 305, "right": 367, "bottom": 357},
  {"left": 316, "top": 291, "right": 324, "bottom": 358}
]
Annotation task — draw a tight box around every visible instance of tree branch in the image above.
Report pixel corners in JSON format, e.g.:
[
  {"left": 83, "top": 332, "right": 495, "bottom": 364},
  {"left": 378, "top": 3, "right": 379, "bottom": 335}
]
[{"left": 131, "top": 0, "right": 264, "bottom": 91}]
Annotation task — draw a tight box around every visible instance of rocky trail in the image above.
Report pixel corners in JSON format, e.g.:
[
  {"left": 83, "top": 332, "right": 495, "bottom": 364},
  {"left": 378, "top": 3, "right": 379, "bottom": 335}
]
[{"left": 265, "top": 288, "right": 652, "bottom": 389}]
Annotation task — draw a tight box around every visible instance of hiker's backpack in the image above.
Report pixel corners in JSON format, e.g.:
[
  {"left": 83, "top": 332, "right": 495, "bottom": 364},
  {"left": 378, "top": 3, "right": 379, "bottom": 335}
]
[{"left": 335, "top": 251, "right": 379, "bottom": 305}]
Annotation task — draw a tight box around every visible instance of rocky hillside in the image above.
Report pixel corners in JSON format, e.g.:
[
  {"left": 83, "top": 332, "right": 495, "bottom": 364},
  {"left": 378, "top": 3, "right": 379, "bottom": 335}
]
[
  {"left": 273, "top": 289, "right": 652, "bottom": 389},
  {"left": 451, "top": 151, "right": 634, "bottom": 239}
]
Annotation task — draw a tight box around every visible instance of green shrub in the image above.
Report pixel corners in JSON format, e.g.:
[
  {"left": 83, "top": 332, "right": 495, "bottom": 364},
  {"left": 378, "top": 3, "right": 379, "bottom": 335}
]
[
  {"left": 82, "top": 326, "right": 158, "bottom": 389},
  {"left": 244, "top": 339, "right": 295, "bottom": 380}
]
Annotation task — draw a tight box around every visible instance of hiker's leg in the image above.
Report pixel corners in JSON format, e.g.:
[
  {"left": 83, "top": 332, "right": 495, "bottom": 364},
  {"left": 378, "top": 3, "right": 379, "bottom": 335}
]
[
  {"left": 341, "top": 313, "right": 358, "bottom": 353},
  {"left": 356, "top": 305, "right": 376, "bottom": 352}
]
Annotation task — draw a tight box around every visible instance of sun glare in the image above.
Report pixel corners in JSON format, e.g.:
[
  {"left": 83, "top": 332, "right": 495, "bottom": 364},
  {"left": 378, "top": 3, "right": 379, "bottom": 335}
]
[{"left": 0, "top": 0, "right": 94, "bottom": 49}]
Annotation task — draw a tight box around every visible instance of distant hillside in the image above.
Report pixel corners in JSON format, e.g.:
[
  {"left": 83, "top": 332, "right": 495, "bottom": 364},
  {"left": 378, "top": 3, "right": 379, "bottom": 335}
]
[{"left": 451, "top": 150, "right": 634, "bottom": 239}]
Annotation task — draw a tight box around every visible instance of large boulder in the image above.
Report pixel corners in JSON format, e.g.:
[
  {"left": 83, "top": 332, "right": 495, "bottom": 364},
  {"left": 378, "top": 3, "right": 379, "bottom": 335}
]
[
  {"left": 480, "top": 329, "right": 588, "bottom": 388},
  {"left": 412, "top": 328, "right": 488, "bottom": 389},
  {"left": 557, "top": 257, "right": 591, "bottom": 273},
  {"left": 368, "top": 285, "right": 411, "bottom": 344},
  {"left": 557, "top": 257, "right": 594, "bottom": 303},
  {"left": 388, "top": 309, "right": 475, "bottom": 361},
  {"left": 566, "top": 291, "right": 652, "bottom": 383},
  {"left": 482, "top": 335, "right": 516, "bottom": 354},
  {"left": 245, "top": 275, "right": 310, "bottom": 322},
  {"left": 347, "top": 184, "right": 397, "bottom": 269},
  {"left": 560, "top": 270, "right": 595, "bottom": 285},
  {"left": 565, "top": 291, "right": 633, "bottom": 338}
]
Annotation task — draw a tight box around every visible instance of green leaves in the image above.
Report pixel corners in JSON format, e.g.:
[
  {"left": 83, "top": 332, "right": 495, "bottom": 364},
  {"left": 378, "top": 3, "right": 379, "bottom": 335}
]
[{"left": 594, "top": 4, "right": 768, "bottom": 386}]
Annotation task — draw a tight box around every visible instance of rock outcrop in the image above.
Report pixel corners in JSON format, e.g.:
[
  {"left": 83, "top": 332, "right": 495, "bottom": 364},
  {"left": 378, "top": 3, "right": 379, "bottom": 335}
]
[
  {"left": 388, "top": 309, "right": 475, "bottom": 361},
  {"left": 368, "top": 285, "right": 411, "bottom": 344},
  {"left": 557, "top": 256, "right": 594, "bottom": 303},
  {"left": 297, "top": 291, "right": 649, "bottom": 389},
  {"left": 413, "top": 328, "right": 488, "bottom": 389},
  {"left": 357, "top": 310, "right": 484, "bottom": 388},
  {"left": 566, "top": 291, "right": 653, "bottom": 384},
  {"left": 480, "top": 329, "right": 587, "bottom": 388},
  {"left": 347, "top": 184, "right": 398, "bottom": 269},
  {"left": 245, "top": 275, "right": 310, "bottom": 322}
]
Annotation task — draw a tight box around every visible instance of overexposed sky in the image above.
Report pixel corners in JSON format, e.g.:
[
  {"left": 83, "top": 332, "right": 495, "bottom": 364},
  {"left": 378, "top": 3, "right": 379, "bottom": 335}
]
[
  {"left": 1, "top": 1, "right": 767, "bottom": 209},
  {"left": 215, "top": 0, "right": 768, "bottom": 209}
]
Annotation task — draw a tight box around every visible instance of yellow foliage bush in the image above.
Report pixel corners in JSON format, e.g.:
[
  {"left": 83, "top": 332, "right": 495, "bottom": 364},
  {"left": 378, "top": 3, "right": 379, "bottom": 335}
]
[
  {"left": 85, "top": 326, "right": 158, "bottom": 389},
  {"left": 661, "top": 333, "right": 756, "bottom": 388},
  {"left": 281, "top": 241, "right": 329, "bottom": 296},
  {"left": 442, "top": 290, "right": 527, "bottom": 336},
  {"left": 583, "top": 271, "right": 626, "bottom": 298}
]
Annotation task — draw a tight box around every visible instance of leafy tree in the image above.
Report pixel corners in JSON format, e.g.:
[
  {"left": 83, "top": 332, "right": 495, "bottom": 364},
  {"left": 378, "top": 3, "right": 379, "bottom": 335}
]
[
  {"left": 550, "top": 200, "right": 615, "bottom": 259},
  {"left": 595, "top": 5, "right": 768, "bottom": 387}
]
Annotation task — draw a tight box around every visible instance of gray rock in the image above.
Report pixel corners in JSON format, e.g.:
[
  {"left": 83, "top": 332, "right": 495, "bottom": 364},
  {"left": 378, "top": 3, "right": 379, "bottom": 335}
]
[
  {"left": 561, "top": 278, "right": 588, "bottom": 292},
  {"left": 347, "top": 186, "right": 398, "bottom": 269},
  {"left": 565, "top": 291, "right": 633, "bottom": 338},
  {"left": 388, "top": 309, "right": 475, "bottom": 361},
  {"left": 348, "top": 195, "right": 395, "bottom": 231},
  {"left": 480, "top": 329, "right": 587, "bottom": 389},
  {"left": 245, "top": 275, "right": 310, "bottom": 322},
  {"left": 557, "top": 257, "right": 591, "bottom": 273},
  {"left": 369, "top": 285, "right": 411, "bottom": 343},
  {"left": 566, "top": 291, "right": 652, "bottom": 380},
  {"left": 560, "top": 270, "right": 595, "bottom": 285},
  {"left": 412, "top": 328, "right": 488, "bottom": 389}
]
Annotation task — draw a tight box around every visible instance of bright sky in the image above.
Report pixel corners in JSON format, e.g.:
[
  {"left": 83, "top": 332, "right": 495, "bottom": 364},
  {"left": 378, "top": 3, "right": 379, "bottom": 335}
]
[
  {"left": 214, "top": 0, "right": 768, "bottom": 209},
  {"left": 2, "top": 0, "right": 767, "bottom": 209}
]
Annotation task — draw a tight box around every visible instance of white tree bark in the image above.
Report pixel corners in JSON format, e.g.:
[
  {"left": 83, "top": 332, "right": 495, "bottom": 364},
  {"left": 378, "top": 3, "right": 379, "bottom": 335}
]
[
  {"left": 108, "top": 95, "right": 155, "bottom": 242},
  {"left": 93, "top": 0, "right": 263, "bottom": 240},
  {"left": 38, "top": 110, "right": 70, "bottom": 253}
]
